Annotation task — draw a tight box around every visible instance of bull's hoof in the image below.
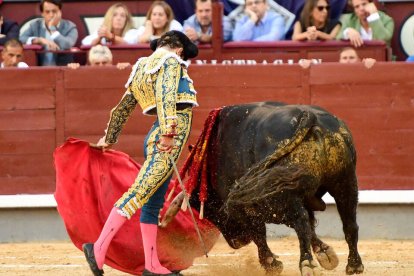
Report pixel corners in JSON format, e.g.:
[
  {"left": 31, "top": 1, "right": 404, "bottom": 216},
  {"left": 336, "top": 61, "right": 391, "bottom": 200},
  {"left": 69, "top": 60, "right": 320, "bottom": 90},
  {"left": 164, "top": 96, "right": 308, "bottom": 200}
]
[
  {"left": 300, "top": 260, "right": 321, "bottom": 276},
  {"left": 263, "top": 256, "right": 283, "bottom": 275},
  {"left": 346, "top": 263, "right": 364, "bottom": 275},
  {"left": 313, "top": 244, "right": 339, "bottom": 270}
]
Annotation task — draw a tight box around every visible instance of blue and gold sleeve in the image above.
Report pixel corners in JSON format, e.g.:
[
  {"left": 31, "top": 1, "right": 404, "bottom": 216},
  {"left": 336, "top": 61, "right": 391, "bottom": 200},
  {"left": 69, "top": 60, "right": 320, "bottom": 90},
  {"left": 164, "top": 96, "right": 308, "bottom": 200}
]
[
  {"left": 154, "top": 57, "right": 181, "bottom": 136},
  {"left": 104, "top": 90, "right": 138, "bottom": 144}
]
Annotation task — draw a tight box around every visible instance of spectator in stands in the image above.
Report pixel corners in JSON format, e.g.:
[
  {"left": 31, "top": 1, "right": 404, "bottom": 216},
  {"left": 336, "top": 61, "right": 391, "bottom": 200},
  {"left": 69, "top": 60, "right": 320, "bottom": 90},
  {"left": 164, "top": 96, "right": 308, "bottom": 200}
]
[
  {"left": 336, "top": 0, "right": 394, "bottom": 47},
  {"left": 20, "top": 0, "right": 78, "bottom": 66},
  {"left": 1, "top": 39, "right": 29, "bottom": 68},
  {"left": 232, "top": 0, "right": 286, "bottom": 41},
  {"left": 339, "top": 46, "right": 376, "bottom": 68},
  {"left": 0, "top": 14, "right": 20, "bottom": 45},
  {"left": 298, "top": 47, "right": 376, "bottom": 68},
  {"left": 67, "top": 44, "right": 130, "bottom": 69},
  {"left": 130, "top": 1, "right": 183, "bottom": 43},
  {"left": 183, "top": 0, "right": 232, "bottom": 43},
  {"left": 81, "top": 3, "right": 136, "bottom": 46},
  {"left": 292, "top": 0, "right": 341, "bottom": 41}
]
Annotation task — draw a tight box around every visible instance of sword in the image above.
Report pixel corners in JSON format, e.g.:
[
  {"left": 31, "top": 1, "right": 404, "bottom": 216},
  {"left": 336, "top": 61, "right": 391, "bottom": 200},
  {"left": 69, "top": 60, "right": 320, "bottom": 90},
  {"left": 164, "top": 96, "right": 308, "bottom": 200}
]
[{"left": 168, "top": 154, "right": 209, "bottom": 258}]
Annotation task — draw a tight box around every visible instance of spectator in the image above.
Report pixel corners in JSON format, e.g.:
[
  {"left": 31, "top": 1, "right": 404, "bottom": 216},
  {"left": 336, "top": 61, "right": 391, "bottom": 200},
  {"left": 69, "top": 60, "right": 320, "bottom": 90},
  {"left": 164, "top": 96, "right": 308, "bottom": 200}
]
[
  {"left": 1, "top": 39, "right": 29, "bottom": 68},
  {"left": 0, "top": 14, "right": 20, "bottom": 45},
  {"left": 81, "top": 3, "right": 136, "bottom": 46},
  {"left": 292, "top": 0, "right": 341, "bottom": 41},
  {"left": 298, "top": 46, "right": 376, "bottom": 68},
  {"left": 130, "top": 1, "right": 183, "bottom": 43},
  {"left": 339, "top": 46, "right": 376, "bottom": 68},
  {"left": 232, "top": 0, "right": 286, "bottom": 41},
  {"left": 20, "top": 0, "right": 78, "bottom": 66},
  {"left": 67, "top": 44, "right": 130, "bottom": 69},
  {"left": 336, "top": 0, "right": 394, "bottom": 47},
  {"left": 183, "top": 0, "right": 232, "bottom": 43}
]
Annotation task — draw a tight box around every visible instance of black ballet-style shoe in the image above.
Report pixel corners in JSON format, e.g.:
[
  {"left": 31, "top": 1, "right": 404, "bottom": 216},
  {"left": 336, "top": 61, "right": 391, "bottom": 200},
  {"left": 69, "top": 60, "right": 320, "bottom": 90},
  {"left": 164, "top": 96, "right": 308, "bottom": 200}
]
[
  {"left": 142, "top": 268, "right": 183, "bottom": 276},
  {"left": 82, "top": 243, "right": 104, "bottom": 276}
]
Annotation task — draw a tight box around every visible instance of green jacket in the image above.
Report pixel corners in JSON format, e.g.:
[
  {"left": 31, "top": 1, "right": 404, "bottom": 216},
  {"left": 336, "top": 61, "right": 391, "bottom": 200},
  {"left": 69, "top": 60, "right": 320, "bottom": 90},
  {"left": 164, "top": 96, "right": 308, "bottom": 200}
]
[{"left": 336, "top": 11, "right": 394, "bottom": 45}]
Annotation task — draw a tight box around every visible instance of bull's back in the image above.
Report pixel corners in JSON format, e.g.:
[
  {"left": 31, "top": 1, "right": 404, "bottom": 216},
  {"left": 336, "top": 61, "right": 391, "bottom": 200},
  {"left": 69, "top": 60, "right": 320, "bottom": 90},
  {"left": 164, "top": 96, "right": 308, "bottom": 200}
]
[{"left": 213, "top": 102, "right": 356, "bottom": 190}]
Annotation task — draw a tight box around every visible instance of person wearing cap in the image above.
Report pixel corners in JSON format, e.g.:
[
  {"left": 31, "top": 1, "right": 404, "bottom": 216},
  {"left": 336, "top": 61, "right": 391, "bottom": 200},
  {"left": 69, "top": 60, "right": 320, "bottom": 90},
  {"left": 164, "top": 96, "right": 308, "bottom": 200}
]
[{"left": 82, "top": 30, "right": 198, "bottom": 276}]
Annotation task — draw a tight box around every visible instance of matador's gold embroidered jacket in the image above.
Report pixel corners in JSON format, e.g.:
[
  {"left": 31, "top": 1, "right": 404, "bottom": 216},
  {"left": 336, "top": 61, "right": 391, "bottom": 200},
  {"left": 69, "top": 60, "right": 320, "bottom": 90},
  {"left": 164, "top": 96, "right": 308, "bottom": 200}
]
[{"left": 103, "top": 48, "right": 198, "bottom": 144}]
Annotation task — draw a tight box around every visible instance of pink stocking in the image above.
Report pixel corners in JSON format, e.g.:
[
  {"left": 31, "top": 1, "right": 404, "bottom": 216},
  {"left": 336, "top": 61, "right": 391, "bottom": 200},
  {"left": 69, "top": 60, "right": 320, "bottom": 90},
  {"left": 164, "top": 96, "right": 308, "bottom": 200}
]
[
  {"left": 141, "top": 223, "right": 171, "bottom": 274},
  {"left": 93, "top": 207, "right": 127, "bottom": 268}
]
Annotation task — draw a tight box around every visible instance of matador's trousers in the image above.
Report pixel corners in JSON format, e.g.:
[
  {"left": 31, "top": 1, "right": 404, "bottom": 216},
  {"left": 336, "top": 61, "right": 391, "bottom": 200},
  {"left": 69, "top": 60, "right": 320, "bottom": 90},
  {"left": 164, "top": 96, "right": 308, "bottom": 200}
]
[{"left": 115, "top": 108, "right": 192, "bottom": 224}]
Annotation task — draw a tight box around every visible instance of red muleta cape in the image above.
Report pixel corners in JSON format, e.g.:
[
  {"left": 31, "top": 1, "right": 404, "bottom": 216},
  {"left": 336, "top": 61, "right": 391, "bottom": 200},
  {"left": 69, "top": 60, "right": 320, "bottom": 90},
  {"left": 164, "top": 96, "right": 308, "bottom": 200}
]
[{"left": 53, "top": 138, "right": 219, "bottom": 275}]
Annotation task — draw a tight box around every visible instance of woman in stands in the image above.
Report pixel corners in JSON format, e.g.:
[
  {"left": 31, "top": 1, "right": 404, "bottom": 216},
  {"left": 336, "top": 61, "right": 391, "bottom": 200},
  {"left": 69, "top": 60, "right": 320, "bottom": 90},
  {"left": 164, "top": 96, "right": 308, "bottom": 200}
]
[
  {"left": 82, "top": 3, "right": 136, "bottom": 46},
  {"left": 132, "top": 1, "right": 183, "bottom": 43},
  {"left": 292, "top": 0, "right": 340, "bottom": 41}
]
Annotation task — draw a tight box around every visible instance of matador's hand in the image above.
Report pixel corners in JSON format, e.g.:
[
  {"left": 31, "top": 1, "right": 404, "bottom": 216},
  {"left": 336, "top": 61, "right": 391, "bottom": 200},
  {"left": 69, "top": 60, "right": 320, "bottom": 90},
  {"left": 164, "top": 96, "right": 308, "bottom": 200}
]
[
  {"left": 90, "top": 137, "right": 111, "bottom": 151},
  {"left": 156, "top": 136, "right": 175, "bottom": 153}
]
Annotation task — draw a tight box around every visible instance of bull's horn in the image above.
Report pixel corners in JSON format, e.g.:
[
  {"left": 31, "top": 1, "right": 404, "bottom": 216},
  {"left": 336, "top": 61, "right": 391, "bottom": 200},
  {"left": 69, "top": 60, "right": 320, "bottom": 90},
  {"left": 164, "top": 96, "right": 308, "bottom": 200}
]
[{"left": 199, "top": 202, "right": 204, "bottom": 220}]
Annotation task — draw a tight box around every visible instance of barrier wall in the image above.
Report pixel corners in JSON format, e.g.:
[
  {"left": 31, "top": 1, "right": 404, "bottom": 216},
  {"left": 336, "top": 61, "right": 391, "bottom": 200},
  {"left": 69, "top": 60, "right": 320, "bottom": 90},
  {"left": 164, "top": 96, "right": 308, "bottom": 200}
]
[{"left": 0, "top": 63, "right": 413, "bottom": 195}]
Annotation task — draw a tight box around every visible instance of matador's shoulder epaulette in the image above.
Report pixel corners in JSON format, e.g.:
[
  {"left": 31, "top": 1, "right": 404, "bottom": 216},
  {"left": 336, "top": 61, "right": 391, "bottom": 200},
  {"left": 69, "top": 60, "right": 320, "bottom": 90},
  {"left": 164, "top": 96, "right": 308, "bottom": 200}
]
[{"left": 144, "top": 49, "right": 189, "bottom": 75}]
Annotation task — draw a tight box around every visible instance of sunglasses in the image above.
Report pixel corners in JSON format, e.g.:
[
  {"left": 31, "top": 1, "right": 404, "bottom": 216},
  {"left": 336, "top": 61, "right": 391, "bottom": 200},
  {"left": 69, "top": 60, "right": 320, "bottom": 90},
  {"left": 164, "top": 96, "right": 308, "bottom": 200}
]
[{"left": 316, "top": 5, "right": 330, "bottom": 11}]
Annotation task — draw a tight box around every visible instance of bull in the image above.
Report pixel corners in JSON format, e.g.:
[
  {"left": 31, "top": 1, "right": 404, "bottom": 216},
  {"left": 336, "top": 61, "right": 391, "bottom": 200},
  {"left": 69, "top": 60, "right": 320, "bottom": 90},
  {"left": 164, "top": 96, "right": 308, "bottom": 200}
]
[{"left": 162, "top": 102, "right": 364, "bottom": 275}]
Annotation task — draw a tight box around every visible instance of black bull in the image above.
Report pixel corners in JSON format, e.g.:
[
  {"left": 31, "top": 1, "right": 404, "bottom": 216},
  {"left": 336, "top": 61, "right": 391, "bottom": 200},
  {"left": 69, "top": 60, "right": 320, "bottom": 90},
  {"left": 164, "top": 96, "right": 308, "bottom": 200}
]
[{"left": 163, "top": 102, "right": 364, "bottom": 275}]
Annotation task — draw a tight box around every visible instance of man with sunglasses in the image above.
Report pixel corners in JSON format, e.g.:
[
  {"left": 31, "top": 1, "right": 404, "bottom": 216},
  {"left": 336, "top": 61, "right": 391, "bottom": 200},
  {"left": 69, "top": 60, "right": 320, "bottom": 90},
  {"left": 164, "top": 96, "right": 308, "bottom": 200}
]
[
  {"left": 336, "top": 0, "right": 394, "bottom": 47},
  {"left": 232, "top": 0, "right": 286, "bottom": 41}
]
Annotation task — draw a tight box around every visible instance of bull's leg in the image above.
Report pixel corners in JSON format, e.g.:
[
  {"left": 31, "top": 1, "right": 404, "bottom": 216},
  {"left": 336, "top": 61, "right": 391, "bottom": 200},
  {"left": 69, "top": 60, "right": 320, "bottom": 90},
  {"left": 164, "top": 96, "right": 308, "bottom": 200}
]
[
  {"left": 251, "top": 222, "right": 283, "bottom": 274},
  {"left": 286, "top": 200, "right": 321, "bottom": 276},
  {"left": 308, "top": 209, "right": 339, "bottom": 270},
  {"left": 330, "top": 173, "right": 364, "bottom": 275}
]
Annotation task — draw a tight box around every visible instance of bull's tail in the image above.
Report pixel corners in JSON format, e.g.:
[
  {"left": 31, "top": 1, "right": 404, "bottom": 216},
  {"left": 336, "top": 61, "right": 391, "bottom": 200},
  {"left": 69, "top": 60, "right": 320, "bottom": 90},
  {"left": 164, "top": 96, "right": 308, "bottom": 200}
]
[{"left": 224, "top": 111, "right": 316, "bottom": 213}]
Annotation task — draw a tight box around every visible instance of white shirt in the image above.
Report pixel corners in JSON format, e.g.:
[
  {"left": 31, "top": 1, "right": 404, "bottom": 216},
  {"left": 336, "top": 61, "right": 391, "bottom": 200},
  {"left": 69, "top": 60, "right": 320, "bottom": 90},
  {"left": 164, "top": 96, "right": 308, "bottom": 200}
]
[
  {"left": 81, "top": 28, "right": 139, "bottom": 46},
  {"left": 359, "top": 26, "right": 373, "bottom": 40},
  {"left": 1, "top": 62, "right": 29, "bottom": 68},
  {"left": 343, "top": 12, "right": 380, "bottom": 40},
  {"left": 126, "top": 20, "right": 183, "bottom": 44}
]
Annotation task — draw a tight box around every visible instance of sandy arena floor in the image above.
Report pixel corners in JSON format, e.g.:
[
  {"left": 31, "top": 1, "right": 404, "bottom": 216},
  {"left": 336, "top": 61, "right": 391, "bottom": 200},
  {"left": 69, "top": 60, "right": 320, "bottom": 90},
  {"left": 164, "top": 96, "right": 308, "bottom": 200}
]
[{"left": 0, "top": 236, "right": 413, "bottom": 276}]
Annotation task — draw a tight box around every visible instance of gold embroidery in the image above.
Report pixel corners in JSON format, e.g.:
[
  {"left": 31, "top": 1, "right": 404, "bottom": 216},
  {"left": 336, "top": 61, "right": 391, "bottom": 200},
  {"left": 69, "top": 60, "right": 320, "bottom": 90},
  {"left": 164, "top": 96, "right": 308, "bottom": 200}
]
[
  {"left": 104, "top": 50, "right": 197, "bottom": 145},
  {"left": 105, "top": 92, "right": 137, "bottom": 144},
  {"left": 115, "top": 109, "right": 193, "bottom": 218},
  {"left": 155, "top": 57, "right": 180, "bottom": 135},
  {"left": 128, "top": 50, "right": 197, "bottom": 116}
]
